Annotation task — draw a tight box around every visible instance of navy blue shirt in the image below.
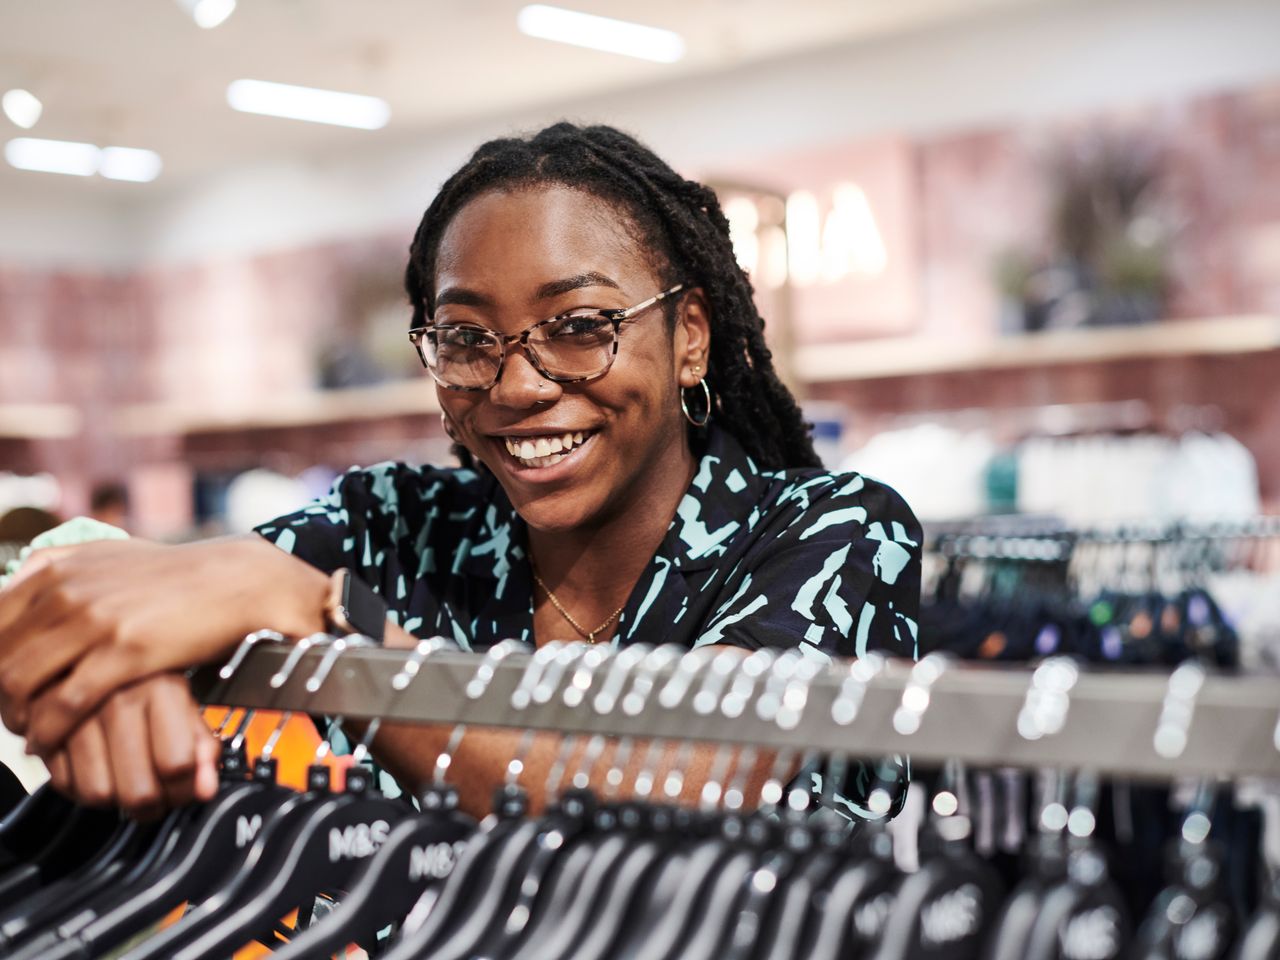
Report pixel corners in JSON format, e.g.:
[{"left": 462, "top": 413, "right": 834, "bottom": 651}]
[{"left": 258, "top": 426, "right": 921, "bottom": 822}]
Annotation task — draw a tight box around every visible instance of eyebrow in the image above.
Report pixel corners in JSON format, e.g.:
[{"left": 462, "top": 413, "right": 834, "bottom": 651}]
[
  {"left": 533, "top": 272, "right": 621, "bottom": 301},
  {"left": 435, "top": 271, "right": 622, "bottom": 311}
]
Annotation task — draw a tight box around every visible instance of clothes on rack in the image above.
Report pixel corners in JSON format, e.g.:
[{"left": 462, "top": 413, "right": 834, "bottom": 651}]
[{"left": 920, "top": 522, "right": 1279, "bottom": 943}]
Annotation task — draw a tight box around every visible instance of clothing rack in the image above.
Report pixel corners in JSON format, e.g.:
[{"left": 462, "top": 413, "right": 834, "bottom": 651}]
[
  {"left": 192, "top": 643, "right": 1280, "bottom": 782},
  {"left": 926, "top": 515, "right": 1280, "bottom": 564}
]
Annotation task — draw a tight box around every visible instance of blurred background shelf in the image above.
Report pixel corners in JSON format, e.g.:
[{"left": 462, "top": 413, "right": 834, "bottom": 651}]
[
  {"left": 113, "top": 380, "right": 441, "bottom": 437},
  {"left": 795, "top": 315, "right": 1280, "bottom": 384},
  {"left": 0, "top": 404, "right": 83, "bottom": 440}
]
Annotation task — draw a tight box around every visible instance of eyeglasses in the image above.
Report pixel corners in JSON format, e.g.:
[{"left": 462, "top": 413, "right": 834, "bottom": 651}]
[{"left": 409, "top": 283, "right": 686, "bottom": 391}]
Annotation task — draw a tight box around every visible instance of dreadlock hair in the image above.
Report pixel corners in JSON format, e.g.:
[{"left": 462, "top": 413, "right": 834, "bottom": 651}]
[{"left": 405, "top": 121, "right": 820, "bottom": 471}]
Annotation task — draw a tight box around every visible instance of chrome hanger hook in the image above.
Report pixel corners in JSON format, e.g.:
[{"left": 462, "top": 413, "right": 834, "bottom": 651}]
[
  {"left": 510, "top": 641, "right": 569, "bottom": 710},
  {"left": 562, "top": 644, "right": 615, "bottom": 709},
  {"left": 432, "top": 638, "right": 534, "bottom": 788},
  {"left": 270, "top": 631, "right": 331, "bottom": 690},
  {"left": 893, "top": 652, "right": 953, "bottom": 736},
  {"left": 258, "top": 634, "right": 337, "bottom": 764},
  {"left": 591, "top": 643, "right": 653, "bottom": 716},
  {"left": 353, "top": 636, "right": 455, "bottom": 766},
  {"left": 213, "top": 629, "right": 288, "bottom": 738},
  {"left": 831, "top": 651, "right": 887, "bottom": 727}
]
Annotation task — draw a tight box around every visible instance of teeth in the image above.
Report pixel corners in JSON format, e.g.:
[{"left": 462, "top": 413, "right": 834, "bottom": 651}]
[{"left": 503, "top": 430, "right": 592, "bottom": 467}]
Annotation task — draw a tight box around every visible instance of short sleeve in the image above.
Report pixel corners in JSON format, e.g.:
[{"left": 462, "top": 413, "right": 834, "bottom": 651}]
[
  {"left": 254, "top": 473, "right": 362, "bottom": 576},
  {"left": 696, "top": 473, "right": 922, "bottom": 662}
]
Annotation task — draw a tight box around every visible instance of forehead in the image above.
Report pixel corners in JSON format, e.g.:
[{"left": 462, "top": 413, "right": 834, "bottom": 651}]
[{"left": 434, "top": 185, "right": 655, "bottom": 296}]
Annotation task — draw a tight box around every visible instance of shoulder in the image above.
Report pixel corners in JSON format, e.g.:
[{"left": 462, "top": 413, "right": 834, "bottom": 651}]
[
  {"left": 757, "top": 465, "right": 920, "bottom": 545},
  {"left": 254, "top": 460, "right": 504, "bottom": 564},
  {"left": 321, "top": 460, "right": 493, "bottom": 522}
]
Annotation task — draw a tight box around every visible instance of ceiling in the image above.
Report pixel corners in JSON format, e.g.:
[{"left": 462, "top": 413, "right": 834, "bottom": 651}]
[{"left": 0, "top": 0, "right": 1056, "bottom": 192}]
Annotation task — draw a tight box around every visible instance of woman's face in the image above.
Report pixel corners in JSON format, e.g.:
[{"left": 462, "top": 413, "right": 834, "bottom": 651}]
[{"left": 432, "top": 184, "right": 710, "bottom": 535}]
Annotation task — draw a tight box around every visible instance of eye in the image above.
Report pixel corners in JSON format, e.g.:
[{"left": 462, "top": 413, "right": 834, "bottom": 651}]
[
  {"left": 544, "top": 313, "right": 612, "bottom": 339},
  {"left": 436, "top": 325, "right": 496, "bottom": 349}
]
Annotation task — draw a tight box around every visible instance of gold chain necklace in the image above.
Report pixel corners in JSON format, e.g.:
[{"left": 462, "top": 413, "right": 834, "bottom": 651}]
[{"left": 532, "top": 569, "right": 624, "bottom": 644}]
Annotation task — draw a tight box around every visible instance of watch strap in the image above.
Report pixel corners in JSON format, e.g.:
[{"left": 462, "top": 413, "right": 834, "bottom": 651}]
[{"left": 326, "top": 569, "right": 388, "bottom": 644}]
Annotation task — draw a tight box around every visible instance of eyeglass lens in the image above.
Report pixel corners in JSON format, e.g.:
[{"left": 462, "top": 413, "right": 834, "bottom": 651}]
[{"left": 424, "top": 313, "right": 617, "bottom": 389}]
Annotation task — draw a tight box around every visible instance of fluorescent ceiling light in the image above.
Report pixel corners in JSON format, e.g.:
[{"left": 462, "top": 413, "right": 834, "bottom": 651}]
[
  {"left": 5, "top": 137, "right": 99, "bottom": 177},
  {"left": 100, "top": 146, "right": 163, "bottom": 183},
  {"left": 175, "top": 0, "right": 236, "bottom": 29},
  {"left": 517, "top": 5, "right": 685, "bottom": 63},
  {"left": 2, "top": 89, "right": 42, "bottom": 129},
  {"left": 4, "top": 137, "right": 163, "bottom": 182},
  {"left": 226, "top": 79, "right": 390, "bottom": 129}
]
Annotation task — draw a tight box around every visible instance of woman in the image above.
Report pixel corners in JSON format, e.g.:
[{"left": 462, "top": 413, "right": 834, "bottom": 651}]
[{"left": 0, "top": 123, "right": 920, "bottom": 822}]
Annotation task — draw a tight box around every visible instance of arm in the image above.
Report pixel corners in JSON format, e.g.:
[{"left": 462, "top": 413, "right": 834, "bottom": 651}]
[{"left": 0, "top": 535, "right": 332, "bottom": 751}]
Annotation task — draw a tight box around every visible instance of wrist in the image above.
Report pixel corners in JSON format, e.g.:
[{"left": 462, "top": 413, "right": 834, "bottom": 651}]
[{"left": 227, "top": 536, "right": 331, "bottom": 640}]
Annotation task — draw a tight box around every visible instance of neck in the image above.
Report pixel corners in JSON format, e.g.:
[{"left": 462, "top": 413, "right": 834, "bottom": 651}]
[{"left": 527, "top": 439, "right": 697, "bottom": 615}]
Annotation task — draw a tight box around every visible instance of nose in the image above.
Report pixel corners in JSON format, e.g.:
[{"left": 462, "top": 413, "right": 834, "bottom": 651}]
[{"left": 489, "top": 347, "right": 563, "bottom": 409}]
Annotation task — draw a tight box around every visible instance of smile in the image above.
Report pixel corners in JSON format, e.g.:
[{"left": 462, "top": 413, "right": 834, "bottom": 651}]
[{"left": 501, "top": 430, "right": 595, "bottom": 469}]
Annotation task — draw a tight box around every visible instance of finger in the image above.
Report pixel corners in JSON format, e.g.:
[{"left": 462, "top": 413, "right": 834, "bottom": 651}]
[
  {"left": 46, "top": 751, "right": 72, "bottom": 796},
  {"left": 146, "top": 677, "right": 201, "bottom": 809},
  {"left": 99, "top": 689, "right": 165, "bottom": 820},
  {"left": 3, "top": 545, "right": 80, "bottom": 592},
  {"left": 0, "top": 586, "right": 104, "bottom": 735},
  {"left": 65, "top": 718, "right": 116, "bottom": 808},
  {"left": 192, "top": 722, "right": 221, "bottom": 802},
  {"left": 23, "top": 640, "right": 149, "bottom": 755}
]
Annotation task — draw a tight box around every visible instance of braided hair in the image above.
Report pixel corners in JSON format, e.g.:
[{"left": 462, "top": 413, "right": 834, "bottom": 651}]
[{"left": 405, "top": 122, "right": 819, "bottom": 470}]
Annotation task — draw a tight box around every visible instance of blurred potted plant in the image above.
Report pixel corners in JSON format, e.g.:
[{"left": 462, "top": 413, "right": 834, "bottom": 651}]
[{"left": 994, "top": 128, "right": 1173, "bottom": 332}]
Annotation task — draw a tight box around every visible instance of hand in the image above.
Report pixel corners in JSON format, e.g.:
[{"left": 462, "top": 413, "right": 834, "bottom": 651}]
[
  {"left": 44, "top": 673, "right": 220, "bottom": 820},
  {"left": 0, "top": 536, "right": 329, "bottom": 754}
]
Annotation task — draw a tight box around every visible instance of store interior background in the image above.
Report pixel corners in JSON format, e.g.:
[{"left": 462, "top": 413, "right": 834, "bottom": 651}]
[{"left": 2, "top": 0, "right": 1279, "bottom": 541}]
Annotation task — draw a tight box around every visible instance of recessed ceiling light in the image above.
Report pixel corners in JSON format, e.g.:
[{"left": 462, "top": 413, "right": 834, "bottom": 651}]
[
  {"left": 226, "top": 79, "right": 391, "bottom": 130},
  {"left": 100, "top": 146, "right": 163, "bottom": 183},
  {"left": 5, "top": 138, "right": 99, "bottom": 177},
  {"left": 516, "top": 5, "right": 685, "bottom": 64},
  {"left": 2, "top": 89, "right": 43, "bottom": 129},
  {"left": 175, "top": 0, "right": 236, "bottom": 29}
]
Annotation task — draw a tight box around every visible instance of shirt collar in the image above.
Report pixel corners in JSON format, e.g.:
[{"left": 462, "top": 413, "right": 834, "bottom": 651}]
[{"left": 657, "top": 427, "right": 768, "bottom": 574}]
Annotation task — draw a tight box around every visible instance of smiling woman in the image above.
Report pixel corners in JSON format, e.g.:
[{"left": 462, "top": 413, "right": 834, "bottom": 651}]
[{"left": 0, "top": 122, "right": 920, "bottom": 825}]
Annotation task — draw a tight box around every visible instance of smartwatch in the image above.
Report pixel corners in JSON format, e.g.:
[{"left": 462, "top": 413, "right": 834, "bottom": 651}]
[{"left": 324, "top": 568, "right": 388, "bottom": 644}]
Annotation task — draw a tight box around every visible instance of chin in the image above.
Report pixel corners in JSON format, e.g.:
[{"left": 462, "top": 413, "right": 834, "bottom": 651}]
[{"left": 509, "top": 491, "right": 601, "bottom": 535}]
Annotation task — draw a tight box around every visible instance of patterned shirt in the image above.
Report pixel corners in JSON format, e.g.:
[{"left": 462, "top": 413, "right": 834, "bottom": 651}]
[{"left": 257, "top": 426, "right": 922, "bottom": 822}]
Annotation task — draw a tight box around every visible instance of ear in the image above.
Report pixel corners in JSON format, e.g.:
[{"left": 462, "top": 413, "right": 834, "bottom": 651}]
[{"left": 673, "top": 287, "right": 712, "bottom": 389}]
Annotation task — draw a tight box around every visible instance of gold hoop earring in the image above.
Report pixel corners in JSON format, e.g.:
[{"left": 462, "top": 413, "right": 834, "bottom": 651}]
[{"left": 681, "top": 379, "right": 712, "bottom": 428}]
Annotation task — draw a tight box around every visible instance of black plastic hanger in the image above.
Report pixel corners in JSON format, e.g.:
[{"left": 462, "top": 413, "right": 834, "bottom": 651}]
[
  {"left": 163, "top": 772, "right": 411, "bottom": 960},
  {"left": 40, "top": 768, "right": 297, "bottom": 960},
  {"left": 270, "top": 781, "right": 478, "bottom": 960},
  {"left": 466, "top": 737, "right": 604, "bottom": 960},
  {"left": 803, "top": 821, "right": 900, "bottom": 960},
  {"left": 0, "top": 813, "right": 162, "bottom": 951},
  {"left": 1130, "top": 787, "right": 1236, "bottom": 960},
  {"left": 0, "top": 780, "right": 121, "bottom": 899},
  {"left": 868, "top": 780, "right": 1005, "bottom": 960}
]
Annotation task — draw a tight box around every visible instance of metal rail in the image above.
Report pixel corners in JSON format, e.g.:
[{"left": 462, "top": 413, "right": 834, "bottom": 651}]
[{"left": 192, "top": 644, "right": 1280, "bottom": 781}]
